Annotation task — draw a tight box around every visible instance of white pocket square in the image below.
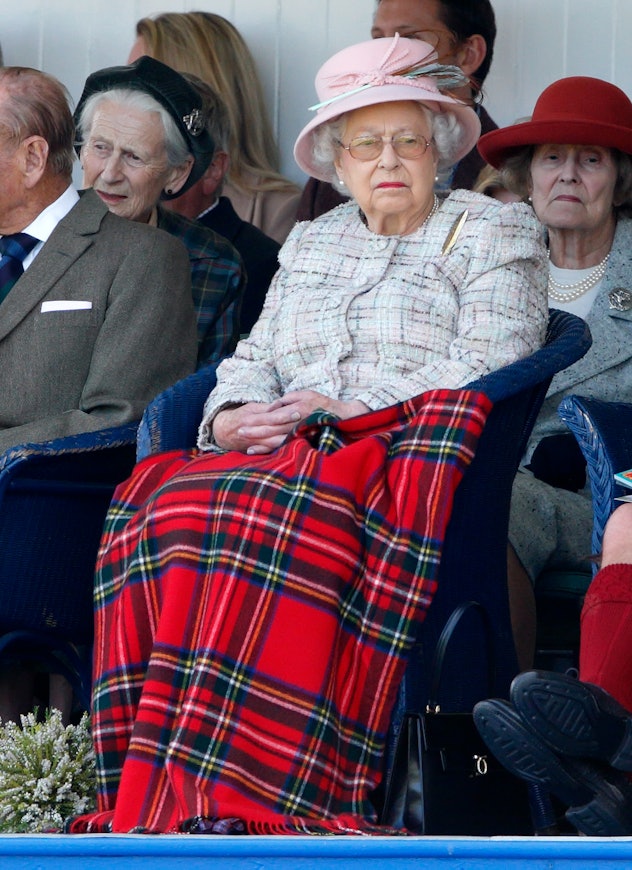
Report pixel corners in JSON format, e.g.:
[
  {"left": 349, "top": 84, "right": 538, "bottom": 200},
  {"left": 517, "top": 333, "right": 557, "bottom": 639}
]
[{"left": 41, "top": 300, "right": 92, "bottom": 312}]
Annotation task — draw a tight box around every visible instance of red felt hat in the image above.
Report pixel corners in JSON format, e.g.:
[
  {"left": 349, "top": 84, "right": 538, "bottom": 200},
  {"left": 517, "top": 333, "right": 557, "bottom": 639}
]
[{"left": 478, "top": 76, "right": 632, "bottom": 168}]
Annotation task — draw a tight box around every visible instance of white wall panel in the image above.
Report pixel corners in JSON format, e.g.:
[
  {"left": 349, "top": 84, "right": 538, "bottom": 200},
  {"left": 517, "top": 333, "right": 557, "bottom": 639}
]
[
  {"left": 1, "top": 0, "right": 632, "bottom": 188},
  {"left": 566, "top": 0, "right": 614, "bottom": 80},
  {"left": 612, "top": 0, "right": 632, "bottom": 98},
  {"left": 486, "top": 0, "right": 567, "bottom": 129}
]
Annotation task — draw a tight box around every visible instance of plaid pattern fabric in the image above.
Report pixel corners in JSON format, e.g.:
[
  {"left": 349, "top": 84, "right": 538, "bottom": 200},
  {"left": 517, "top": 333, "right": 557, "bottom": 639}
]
[
  {"left": 90, "top": 387, "right": 491, "bottom": 834},
  {"left": 157, "top": 206, "right": 245, "bottom": 366}
]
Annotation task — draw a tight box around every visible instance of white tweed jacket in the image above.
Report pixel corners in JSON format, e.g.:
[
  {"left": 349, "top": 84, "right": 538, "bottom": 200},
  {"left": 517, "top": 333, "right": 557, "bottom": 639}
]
[{"left": 199, "top": 189, "right": 548, "bottom": 448}]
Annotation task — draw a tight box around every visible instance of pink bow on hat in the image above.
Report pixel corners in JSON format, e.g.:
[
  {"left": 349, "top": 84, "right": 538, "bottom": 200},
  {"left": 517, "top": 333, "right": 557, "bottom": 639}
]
[{"left": 310, "top": 33, "right": 468, "bottom": 112}]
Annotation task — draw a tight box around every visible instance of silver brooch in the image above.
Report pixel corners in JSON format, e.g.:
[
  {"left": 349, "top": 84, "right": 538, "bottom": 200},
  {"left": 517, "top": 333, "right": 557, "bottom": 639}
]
[
  {"left": 608, "top": 288, "right": 632, "bottom": 311},
  {"left": 182, "top": 108, "right": 205, "bottom": 137}
]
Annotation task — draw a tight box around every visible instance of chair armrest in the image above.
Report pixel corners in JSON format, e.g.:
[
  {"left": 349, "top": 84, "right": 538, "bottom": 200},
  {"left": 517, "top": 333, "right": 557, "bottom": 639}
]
[
  {"left": 0, "top": 423, "right": 139, "bottom": 647},
  {"left": 468, "top": 310, "right": 592, "bottom": 403},
  {"left": 0, "top": 423, "right": 138, "bottom": 501},
  {"left": 559, "top": 395, "right": 632, "bottom": 560},
  {"left": 0, "top": 423, "right": 137, "bottom": 469},
  {"left": 136, "top": 363, "right": 219, "bottom": 459}
]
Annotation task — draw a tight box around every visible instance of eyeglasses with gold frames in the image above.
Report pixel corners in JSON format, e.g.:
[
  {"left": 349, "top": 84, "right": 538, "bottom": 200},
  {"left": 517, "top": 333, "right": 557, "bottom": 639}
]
[{"left": 337, "top": 134, "right": 433, "bottom": 161}]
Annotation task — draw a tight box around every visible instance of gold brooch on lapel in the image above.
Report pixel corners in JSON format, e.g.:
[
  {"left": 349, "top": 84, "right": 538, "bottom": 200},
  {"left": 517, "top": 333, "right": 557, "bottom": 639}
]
[
  {"left": 442, "top": 209, "right": 468, "bottom": 255},
  {"left": 608, "top": 288, "right": 632, "bottom": 311}
]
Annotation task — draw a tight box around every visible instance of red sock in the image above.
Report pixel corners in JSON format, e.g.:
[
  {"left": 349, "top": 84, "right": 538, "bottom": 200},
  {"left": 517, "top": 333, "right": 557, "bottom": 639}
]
[{"left": 580, "top": 563, "right": 632, "bottom": 713}]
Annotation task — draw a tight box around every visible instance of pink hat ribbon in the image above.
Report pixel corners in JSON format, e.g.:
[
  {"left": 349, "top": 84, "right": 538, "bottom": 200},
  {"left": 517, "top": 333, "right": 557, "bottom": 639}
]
[{"left": 309, "top": 33, "right": 469, "bottom": 112}]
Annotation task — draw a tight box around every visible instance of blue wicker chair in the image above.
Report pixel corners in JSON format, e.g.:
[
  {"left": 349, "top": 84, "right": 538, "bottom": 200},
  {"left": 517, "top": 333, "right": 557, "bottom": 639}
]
[
  {"left": 533, "top": 395, "right": 632, "bottom": 674},
  {"left": 515, "top": 394, "right": 632, "bottom": 834},
  {"left": 137, "top": 314, "right": 592, "bottom": 708},
  {"left": 136, "top": 312, "right": 592, "bottom": 706},
  {"left": 0, "top": 424, "right": 137, "bottom": 711},
  {"left": 532, "top": 395, "right": 632, "bottom": 674},
  {"left": 0, "top": 361, "right": 222, "bottom": 714},
  {"left": 134, "top": 311, "right": 592, "bottom": 835},
  {"left": 558, "top": 394, "right": 632, "bottom": 561},
  {"left": 136, "top": 317, "right": 591, "bottom": 696}
]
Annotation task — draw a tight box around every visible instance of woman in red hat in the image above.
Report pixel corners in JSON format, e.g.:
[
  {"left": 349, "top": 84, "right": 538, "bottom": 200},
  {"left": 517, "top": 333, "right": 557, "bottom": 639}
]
[
  {"left": 469, "top": 79, "right": 632, "bottom": 838},
  {"left": 476, "top": 76, "right": 632, "bottom": 670}
]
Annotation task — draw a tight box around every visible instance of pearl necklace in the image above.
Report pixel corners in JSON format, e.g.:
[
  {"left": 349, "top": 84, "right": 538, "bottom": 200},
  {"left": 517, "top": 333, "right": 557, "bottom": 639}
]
[
  {"left": 424, "top": 194, "right": 440, "bottom": 225},
  {"left": 547, "top": 251, "right": 611, "bottom": 302}
]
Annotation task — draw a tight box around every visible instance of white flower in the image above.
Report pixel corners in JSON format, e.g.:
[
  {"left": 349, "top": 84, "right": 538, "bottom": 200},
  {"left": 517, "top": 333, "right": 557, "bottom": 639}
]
[{"left": 0, "top": 708, "right": 96, "bottom": 833}]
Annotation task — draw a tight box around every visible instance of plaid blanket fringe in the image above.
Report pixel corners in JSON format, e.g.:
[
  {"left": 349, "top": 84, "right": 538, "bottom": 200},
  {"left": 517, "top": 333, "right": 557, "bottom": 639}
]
[{"left": 88, "top": 387, "right": 492, "bottom": 834}]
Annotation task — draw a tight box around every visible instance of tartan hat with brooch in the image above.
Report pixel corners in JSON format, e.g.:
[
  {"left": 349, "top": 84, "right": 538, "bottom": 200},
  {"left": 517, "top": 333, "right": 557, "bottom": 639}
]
[{"left": 74, "top": 55, "right": 215, "bottom": 198}]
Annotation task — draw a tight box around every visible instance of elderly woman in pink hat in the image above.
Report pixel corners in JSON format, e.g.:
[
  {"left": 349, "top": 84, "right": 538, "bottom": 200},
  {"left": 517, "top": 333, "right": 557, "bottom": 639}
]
[
  {"left": 476, "top": 77, "right": 632, "bottom": 671},
  {"left": 206, "top": 34, "right": 547, "bottom": 453},
  {"left": 68, "top": 37, "right": 548, "bottom": 837}
]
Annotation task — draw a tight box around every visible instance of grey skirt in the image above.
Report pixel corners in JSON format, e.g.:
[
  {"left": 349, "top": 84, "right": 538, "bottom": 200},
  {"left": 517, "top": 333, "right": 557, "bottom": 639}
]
[{"left": 508, "top": 467, "right": 595, "bottom": 584}]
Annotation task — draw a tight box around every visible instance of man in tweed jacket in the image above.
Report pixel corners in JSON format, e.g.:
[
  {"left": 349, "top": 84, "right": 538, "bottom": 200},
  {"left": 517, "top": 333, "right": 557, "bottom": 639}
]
[{"left": 0, "top": 67, "right": 197, "bottom": 452}]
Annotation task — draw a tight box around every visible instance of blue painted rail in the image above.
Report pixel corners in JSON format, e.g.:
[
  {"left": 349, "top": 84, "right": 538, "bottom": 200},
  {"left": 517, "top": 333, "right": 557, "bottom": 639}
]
[{"left": 1, "top": 835, "right": 632, "bottom": 869}]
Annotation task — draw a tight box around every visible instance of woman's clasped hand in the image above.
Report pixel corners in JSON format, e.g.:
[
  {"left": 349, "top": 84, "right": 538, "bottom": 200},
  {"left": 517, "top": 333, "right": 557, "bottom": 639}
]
[{"left": 213, "top": 392, "right": 370, "bottom": 454}]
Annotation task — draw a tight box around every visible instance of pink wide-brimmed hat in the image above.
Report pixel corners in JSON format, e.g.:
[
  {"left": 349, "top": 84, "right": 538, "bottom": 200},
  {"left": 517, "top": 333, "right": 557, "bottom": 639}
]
[
  {"left": 478, "top": 76, "right": 632, "bottom": 168},
  {"left": 293, "top": 35, "right": 481, "bottom": 181}
]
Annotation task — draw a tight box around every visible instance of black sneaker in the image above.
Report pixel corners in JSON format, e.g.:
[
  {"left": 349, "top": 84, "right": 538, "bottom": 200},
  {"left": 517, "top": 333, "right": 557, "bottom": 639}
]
[
  {"left": 511, "top": 670, "right": 632, "bottom": 770},
  {"left": 473, "top": 698, "right": 592, "bottom": 807},
  {"left": 474, "top": 698, "right": 632, "bottom": 836},
  {"left": 564, "top": 757, "right": 632, "bottom": 837}
]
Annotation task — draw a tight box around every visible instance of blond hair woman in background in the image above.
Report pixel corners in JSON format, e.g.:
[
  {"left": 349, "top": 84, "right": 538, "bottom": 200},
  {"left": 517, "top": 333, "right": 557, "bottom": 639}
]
[{"left": 128, "top": 11, "right": 301, "bottom": 244}]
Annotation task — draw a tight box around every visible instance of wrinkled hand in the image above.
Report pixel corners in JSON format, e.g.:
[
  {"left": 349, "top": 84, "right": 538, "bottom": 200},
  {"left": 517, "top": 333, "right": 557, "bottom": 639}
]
[{"left": 212, "top": 390, "right": 369, "bottom": 454}]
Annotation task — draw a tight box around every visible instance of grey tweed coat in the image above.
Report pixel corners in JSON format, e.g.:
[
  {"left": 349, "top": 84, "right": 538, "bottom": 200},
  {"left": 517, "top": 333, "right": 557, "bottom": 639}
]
[
  {"left": 510, "top": 216, "right": 632, "bottom": 580},
  {"left": 0, "top": 189, "right": 197, "bottom": 451}
]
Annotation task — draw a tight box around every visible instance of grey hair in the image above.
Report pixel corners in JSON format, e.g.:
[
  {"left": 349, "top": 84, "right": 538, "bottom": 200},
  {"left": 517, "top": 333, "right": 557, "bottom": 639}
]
[
  {"left": 0, "top": 66, "right": 75, "bottom": 178},
  {"left": 75, "top": 88, "right": 191, "bottom": 169},
  {"left": 500, "top": 145, "right": 632, "bottom": 215},
  {"left": 310, "top": 103, "right": 468, "bottom": 185}
]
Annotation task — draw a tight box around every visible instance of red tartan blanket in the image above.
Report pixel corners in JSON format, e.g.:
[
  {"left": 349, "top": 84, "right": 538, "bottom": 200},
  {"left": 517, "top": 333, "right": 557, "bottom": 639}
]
[{"left": 85, "top": 388, "right": 491, "bottom": 834}]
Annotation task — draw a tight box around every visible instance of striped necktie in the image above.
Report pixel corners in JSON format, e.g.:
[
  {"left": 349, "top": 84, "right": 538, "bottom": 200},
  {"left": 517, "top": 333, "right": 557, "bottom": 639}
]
[{"left": 0, "top": 233, "right": 39, "bottom": 304}]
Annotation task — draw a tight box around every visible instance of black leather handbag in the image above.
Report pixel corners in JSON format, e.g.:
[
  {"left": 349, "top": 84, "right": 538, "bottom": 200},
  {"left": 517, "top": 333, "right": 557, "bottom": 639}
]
[{"left": 380, "top": 601, "right": 533, "bottom": 835}]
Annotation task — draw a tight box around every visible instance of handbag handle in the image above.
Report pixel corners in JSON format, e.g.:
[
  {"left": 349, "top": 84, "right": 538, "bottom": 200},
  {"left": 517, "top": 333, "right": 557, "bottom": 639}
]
[{"left": 426, "top": 600, "right": 495, "bottom": 712}]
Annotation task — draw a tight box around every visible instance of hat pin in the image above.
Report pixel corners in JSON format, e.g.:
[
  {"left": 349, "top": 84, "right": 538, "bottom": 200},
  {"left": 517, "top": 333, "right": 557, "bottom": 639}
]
[{"left": 183, "top": 108, "right": 205, "bottom": 137}]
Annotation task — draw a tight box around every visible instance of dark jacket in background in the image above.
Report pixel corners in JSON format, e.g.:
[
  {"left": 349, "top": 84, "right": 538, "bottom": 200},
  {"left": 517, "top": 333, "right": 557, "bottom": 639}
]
[{"left": 198, "top": 196, "right": 280, "bottom": 335}]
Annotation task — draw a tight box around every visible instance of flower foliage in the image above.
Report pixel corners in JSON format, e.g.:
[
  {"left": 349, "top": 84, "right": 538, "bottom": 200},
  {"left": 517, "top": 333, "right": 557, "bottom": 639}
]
[{"left": 0, "top": 708, "right": 96, "bottom": 832}]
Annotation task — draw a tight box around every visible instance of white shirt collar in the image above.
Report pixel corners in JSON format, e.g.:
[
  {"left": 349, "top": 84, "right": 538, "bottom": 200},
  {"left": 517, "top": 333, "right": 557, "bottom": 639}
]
[
  {"left": 24, "top": 184, "right": 79, "bottom": 242},
  {"left": 19, "top": 185, "right": 80, "bottom": 269},
  {"left": 196, "top": 198, "right": 220, "bottom": 221}
]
